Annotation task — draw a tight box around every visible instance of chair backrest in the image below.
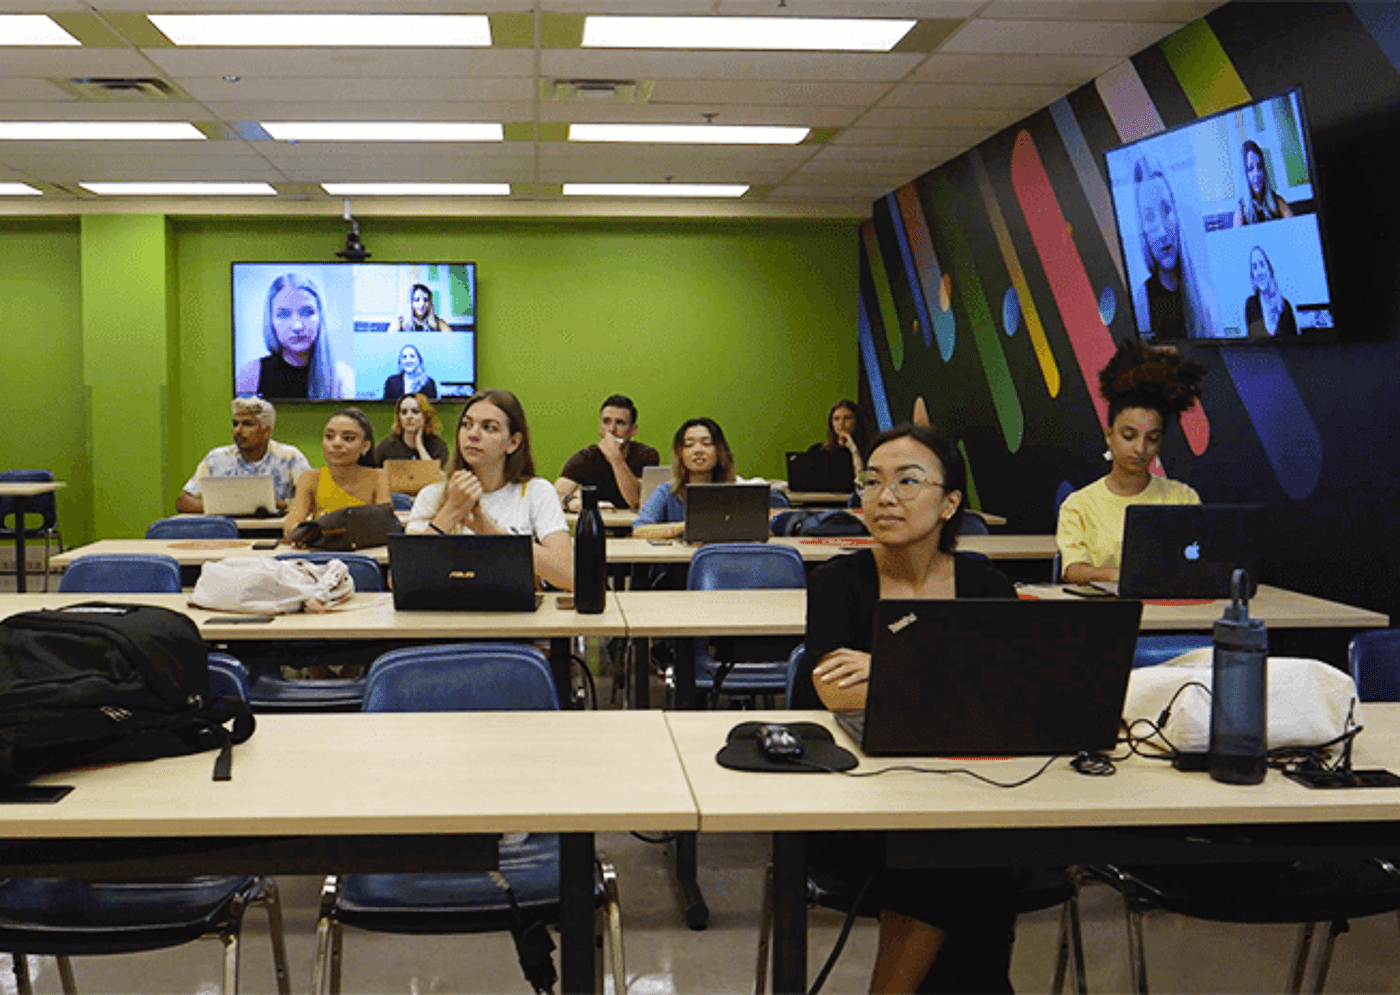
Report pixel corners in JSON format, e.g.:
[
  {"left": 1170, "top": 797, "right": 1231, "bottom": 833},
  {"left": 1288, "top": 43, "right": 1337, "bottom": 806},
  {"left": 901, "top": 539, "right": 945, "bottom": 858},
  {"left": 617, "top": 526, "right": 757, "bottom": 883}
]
[
  {"left": 146, "top": 515, "right": 239, "bottom": 540},
  {"left": 784, "top": 644, "right": 807, "bottom": 703},
  {"left": 0, "top": 468, "right": 58, "bottom": 534},
  {"left": 1132, "top": 634, "right": 1214, "bottom": 669},
  {"left": 363, "top": 643, "right": 560, "bottom": 712},
  {"left": 207, "top": 652, "right": 251, "bottom": 703},
  {"left": 687, "top": 543, "right": 806, "bottom": 591},
  {"left": 769, "top": 510, "right": 803, "bottom": 537},
  {"left": 57, "top": 553, "right": 182, "bottom": 593},
  {"left": 959, "top": 512, "right": 990, "bottom": 535},
  {"left": 276, "top": 551, "right": 385, "bottom": 592},
  {"left": 1349, "top": 630, "right": 1400, "bottom": 702},
  {"left": 795, "top": 509, "right": 867, "bottom": 537},
  {"left": 390, "top": 492, "right": 414, "bottom": 512},
  {"left": 768, "top": 488, "right": 790, "bottom": 509}
]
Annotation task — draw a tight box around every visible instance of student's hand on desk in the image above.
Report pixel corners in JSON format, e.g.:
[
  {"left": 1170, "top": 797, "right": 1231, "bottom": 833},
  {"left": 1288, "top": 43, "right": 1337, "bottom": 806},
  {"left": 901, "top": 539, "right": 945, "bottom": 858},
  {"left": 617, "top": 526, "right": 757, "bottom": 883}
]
[{"left": 813, "top": 649, "right": 872, "bottom": 689}]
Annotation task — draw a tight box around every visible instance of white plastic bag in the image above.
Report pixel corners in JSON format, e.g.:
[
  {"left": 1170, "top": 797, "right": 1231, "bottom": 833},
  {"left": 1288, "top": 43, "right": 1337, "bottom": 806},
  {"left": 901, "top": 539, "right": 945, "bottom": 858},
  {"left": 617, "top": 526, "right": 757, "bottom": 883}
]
[
  {"left": 192, "top": 556, "right": 355, "bottom": 615},
  {"left": 1122, "top": 647, "right": 1362, "bottom": 753}
]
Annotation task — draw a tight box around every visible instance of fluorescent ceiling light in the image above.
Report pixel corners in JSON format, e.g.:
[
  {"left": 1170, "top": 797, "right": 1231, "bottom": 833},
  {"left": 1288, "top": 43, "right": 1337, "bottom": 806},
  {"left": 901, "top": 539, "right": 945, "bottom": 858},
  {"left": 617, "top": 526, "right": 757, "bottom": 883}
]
[
  {"left": 263, "top": 122, "right": 502, "bottom": 142},
  {"left": 0, "top": 183, "right": 41, "bottom": 196},
  {"left": 149, "top": 14, "right": 490, "bottom": 47},
  {"left": 569, "top": 124, "right": 807, "bottom": 145},
  {"left": 0, "top": 15, "right": 80, "bottom": 46},
  {"left": 582, "top": 15, "right": 914, "bottom": 52},
  {"left": 564, "top": 183, "right": 748, "bottom": 198},
  {"left": 322, "top": 182, "right": 510, "bottom": 196},
  {"left": 80, "top": 182, "right": 276, "bottom": 196},
  {"left": 0, "top": 122, "right": 205, "bottom": 141}
]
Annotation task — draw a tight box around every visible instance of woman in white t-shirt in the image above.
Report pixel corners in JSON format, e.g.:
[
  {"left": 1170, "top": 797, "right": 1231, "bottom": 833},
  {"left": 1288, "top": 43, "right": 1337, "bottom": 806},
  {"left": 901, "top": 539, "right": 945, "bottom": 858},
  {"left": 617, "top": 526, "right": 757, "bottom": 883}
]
[
  {"left": 407, "top": 389, "right": 573, "bottom": 590},
  {"left": 1057, "top": 341, "right": 1206, "bottom": 584}
]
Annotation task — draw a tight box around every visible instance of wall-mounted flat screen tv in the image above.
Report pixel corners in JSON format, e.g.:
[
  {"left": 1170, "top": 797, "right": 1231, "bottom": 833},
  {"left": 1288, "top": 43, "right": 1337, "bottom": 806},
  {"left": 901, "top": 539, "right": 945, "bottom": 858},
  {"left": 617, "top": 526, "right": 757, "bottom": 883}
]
[
  {"left": 1104, "top": 87, "right": 1335, "bottom": 343},
  {"left": 232, "top": 261, "right": 476, "bottom": 402}
]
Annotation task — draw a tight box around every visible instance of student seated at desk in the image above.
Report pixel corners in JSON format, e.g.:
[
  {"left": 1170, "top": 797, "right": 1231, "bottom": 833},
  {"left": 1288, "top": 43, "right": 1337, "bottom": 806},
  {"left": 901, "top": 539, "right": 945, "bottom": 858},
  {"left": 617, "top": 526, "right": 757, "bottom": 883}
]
[
  {"left": 406, "top": 389, "right": 573, "bottom": 591},
  {"left": 373, "top": 392, "right": 449, "bottom": 467},
  {"left": 1057, "top": 340, "right": 1206, "bottom": 585},
  {"left": 796, "top": 424, "right": 1020, "bottom": 994},
  {"left": 177, "top": 397, "right": 310, "bottom": 514},
  {"left": 633, "top": 417, "right": 738, "bottom": 540},
  {"left": 283, "top": 409, "right": 390, "bottom": 539},
  {"left": 806, "top": 398, "right": 871, "bottom": 490}
]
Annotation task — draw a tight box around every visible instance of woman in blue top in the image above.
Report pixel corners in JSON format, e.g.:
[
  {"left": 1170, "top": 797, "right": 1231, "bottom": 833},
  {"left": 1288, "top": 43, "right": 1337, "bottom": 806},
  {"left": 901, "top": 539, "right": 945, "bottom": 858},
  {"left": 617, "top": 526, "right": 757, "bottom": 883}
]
[{"left": 633, "top": 417, "right": 736, "bottom": 540}]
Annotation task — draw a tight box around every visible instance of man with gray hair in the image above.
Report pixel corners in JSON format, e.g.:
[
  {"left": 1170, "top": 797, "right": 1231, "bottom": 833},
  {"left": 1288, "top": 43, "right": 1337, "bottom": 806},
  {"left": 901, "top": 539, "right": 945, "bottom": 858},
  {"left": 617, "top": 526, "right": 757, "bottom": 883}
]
[{"left": 176, "top": 398, "right": 312, "bottom": 513}]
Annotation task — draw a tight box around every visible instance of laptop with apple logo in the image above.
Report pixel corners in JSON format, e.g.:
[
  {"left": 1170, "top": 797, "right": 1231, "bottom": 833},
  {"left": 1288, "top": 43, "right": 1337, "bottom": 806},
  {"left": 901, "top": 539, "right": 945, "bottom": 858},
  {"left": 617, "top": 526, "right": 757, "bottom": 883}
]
[{"left": 1116, "top": 504, "right": 1262, "bottom": 599}]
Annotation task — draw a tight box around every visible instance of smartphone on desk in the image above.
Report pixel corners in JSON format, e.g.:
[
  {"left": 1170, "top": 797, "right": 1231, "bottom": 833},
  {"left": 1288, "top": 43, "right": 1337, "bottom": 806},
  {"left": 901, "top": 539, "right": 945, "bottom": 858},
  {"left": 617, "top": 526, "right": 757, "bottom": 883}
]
[
  {"left": 204, "top": 615, "right": 276, "bottom": 624},
  {"left": 1062, "top": 583, "right": 1115, "bottom": 598},
  {"left": 251, "top": 540, "right": 279, "bottom": 550}
]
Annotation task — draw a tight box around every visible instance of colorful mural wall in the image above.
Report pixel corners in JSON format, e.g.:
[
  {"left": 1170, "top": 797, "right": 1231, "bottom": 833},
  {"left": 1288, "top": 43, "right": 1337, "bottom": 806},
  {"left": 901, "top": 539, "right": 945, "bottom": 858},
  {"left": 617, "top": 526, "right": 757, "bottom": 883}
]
[{"left": 859, "top": 1, "right": 1400, "bottom": 620}]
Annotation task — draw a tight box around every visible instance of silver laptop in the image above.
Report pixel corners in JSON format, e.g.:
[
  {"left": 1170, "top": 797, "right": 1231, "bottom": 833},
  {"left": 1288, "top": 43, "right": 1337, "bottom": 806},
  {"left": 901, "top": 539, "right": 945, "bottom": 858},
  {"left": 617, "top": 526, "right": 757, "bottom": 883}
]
[
  {"left": 639, "top": 466, "right": 671, "bottom": 508},
  {"left": 199, "top": 475, "right": 277, "bottom": 517}
]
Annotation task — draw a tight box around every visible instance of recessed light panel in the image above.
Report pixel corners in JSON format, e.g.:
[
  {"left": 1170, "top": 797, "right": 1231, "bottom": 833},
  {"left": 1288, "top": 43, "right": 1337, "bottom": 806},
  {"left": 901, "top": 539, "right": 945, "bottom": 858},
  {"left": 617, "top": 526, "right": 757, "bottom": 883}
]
[
  {"left": 0, "top": 182, "right": 41, "bottom": 195},
  {"left": 0, "top": 15, "right": 80, "bottom": 46},
  {"left": 569, "top": 124, "right": 807, "bottom": 145},
  {"left": 582, "top": 16, "right": 914, "bottom": 52},
  {"left": 263, "top": 122, "right": 503, "bottom": 142},
  {"left": 322, "top": 183, "right": 510, "bottom": 196},
  {"left": 80, "top": 182, "right": 276, "bottom": 196},
  {"left": 0, "top": 122, "right": 205, "bottom": 141},
  {"left": 149, "top": 14, "right": 491, "bottom": 47},
  {"left": 564, "top": 184, "right": 749, "bottom": 198}
]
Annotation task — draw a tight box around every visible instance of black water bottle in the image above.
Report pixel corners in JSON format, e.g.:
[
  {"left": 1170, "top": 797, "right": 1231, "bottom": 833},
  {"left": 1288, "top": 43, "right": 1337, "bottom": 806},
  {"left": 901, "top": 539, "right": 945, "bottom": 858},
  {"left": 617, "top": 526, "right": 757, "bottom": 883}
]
[
  {"left": 1209, "top": 568, "right": 1268, "bottom": 784},
  {"left": 573, "top": 486, "right": 606, "bottom": 614}
]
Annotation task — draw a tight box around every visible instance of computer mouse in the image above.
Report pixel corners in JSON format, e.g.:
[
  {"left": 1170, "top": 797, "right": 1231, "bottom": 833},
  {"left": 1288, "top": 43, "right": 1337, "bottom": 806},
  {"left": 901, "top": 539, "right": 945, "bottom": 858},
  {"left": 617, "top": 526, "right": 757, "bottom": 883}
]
[{"left": 757, "top": 723, "right": 804, "bottom": 760}]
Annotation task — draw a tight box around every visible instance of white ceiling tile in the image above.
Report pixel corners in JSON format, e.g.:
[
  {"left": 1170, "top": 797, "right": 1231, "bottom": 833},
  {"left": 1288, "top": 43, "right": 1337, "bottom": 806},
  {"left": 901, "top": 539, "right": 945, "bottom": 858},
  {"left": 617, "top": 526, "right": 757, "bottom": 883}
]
[
  {"left": 832, "top": 125, "right": 991, "bottom": 147},
  {"left": 806, "top": 143, "right": 960, "bottom": 165},
  {"left": 208, "top": 101, "right": 533, "bottom": 121},
  {"left": 648, "top": 80, "right": 892, "bottom": 108},
  {"left": 0, "top": 102, "right": 204, "bottom": 120},
  {"left": 941, "top": 18, "right": 1181, "bottom": 56},
  {"left": 142, "top": 47, "right": 537, "bottom": 79},
  {"left": 182, "top": 76, "right": 534, "bottom": 102},
  {"left": 716, "top": 0, "right": 980, "bottom": 13},
  {"left": 0, "top": 79, "right": 72, "bottom": 101},
  {"left": 541, "top": 50, "right": 925, "bottom": 83},
  {"left": 879, "top": 81, "right": 1068, "bottom": 109},
  {"left": 766, "top": 183, "right": 885, "bottom": 200},
  {"left": 0, "top": 50, "right": 157, "bottom": 77},
  {"left": 540, "top": 103, "right": 856, "bottom": 127},
  {"left": 908, "top": 53, "right": 1121, "bottom": 84},
  {"left": 89, "top": 0, "right": 533, "bottom": 10},
  {"left": 979, "top": 1, "right": 1222, "bottom": 22},
  {"left": 857, "top": 105, "right": 1025, "bottom": 129}
]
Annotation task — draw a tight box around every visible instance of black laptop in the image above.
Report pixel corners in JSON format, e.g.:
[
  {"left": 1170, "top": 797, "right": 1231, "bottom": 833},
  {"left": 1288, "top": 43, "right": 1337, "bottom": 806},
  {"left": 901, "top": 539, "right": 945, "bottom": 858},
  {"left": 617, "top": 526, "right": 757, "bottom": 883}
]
[
  {"left": 684, "top": 483, "right": 771, "bottom": 544},
  {"left": 786, "top": 449, "right": 853, "bottom": 493},
  {"left": 386, "top": 533, "right": 542, "bottom": 611},
  {"left": 1116, "top": 504, "right": 1261, "bottom": 599},
  {"left": 834, "top": 598, "right": 1142, "bottom": 756}
]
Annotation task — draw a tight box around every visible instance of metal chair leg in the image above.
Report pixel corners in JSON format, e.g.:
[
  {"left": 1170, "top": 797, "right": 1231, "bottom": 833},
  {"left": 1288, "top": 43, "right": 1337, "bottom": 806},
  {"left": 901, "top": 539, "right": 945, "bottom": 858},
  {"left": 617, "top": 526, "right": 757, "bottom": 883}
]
[
  {"left": 330, "top": 920, "right": 344, "bottom": 995},
  {"left": 754, "top": 862, "right": 774, "bottom": 995},
  {"left": 253, "top": 878, "right": 291, "bottom": 995},
  {"left": 220, "top": 930, "right": 240, "bottom": 995},
  {"left": 1126, "top": 906, "right": 1149, "bottom": 995},
  {"left": 311, "top": 876, "right": 339, "bottom": 995},
  {"left": 56, "top": 955, "right": 76, "bottom": 995},
  {"left": 1287, "top": 922, "right": 1317, "bottom": 994},
  {"left": 12, "top": 954, "right": 33, "bottom": 995},
  {"left": 597, "top": 853, "right": 627, "bottom": 994},
  {"left": 1307, "top": 920, "right": 1345, "bottom": 994}
]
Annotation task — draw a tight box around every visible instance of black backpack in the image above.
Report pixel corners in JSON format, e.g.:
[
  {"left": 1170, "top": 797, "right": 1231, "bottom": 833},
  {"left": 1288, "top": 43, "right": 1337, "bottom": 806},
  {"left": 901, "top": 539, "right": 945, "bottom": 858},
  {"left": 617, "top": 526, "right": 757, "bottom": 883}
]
[{"left": 0, "top": 602, "right": 255, "bottom": 785}]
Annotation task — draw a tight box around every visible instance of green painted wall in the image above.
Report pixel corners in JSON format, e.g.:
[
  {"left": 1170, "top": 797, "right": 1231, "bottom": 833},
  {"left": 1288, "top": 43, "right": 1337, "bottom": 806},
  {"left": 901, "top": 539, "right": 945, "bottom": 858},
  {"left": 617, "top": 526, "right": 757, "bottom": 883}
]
[
  {"left": 174, "top": 216, "right": 858, "bottom": 494},
  {"left": 0, "top": 214, "right": 857, "bottom": 544},
  {"left": 0, "top": 218, "right": 89, "bottom": 544}
]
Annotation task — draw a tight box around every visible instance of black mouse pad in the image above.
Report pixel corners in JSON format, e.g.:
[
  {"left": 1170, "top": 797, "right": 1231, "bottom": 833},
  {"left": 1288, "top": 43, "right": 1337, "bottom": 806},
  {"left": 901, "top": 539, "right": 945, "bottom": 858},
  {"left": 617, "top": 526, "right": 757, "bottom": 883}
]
[{"left": 716, "top": 721, "right": 858, "bottom": 773}]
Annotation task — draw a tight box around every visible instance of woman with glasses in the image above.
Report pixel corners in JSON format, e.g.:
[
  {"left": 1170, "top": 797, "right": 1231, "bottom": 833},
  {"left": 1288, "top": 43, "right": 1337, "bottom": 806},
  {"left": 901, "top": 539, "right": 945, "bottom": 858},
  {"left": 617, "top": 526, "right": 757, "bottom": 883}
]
[
  {"left": 795, "top": 423, "right": 1020, "bottom": 993},
  {"left": 1057, "top": 340, "right": 1205, "bottom": 585}
]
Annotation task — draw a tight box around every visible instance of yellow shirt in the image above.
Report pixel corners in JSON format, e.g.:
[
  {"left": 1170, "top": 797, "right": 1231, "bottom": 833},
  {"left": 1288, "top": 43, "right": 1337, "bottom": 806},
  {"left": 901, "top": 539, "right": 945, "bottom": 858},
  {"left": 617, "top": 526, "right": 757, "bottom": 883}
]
[
  {"left": 314, "top": 467, "right": 367, "bottom": 517},
  {"left": 1056, "top": 475, "right": 1201, "bottom": 570}
]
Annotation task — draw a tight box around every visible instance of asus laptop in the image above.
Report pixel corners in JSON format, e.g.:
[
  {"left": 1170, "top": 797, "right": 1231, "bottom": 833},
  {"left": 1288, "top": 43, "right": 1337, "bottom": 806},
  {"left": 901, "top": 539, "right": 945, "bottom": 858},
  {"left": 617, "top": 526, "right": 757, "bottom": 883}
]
[
  {"left": 834, "top": 598, "right": 1142, "bottom": 756},
  {"left": 1115, "top": 504, "right": 1262, "bottom": 599},
  {"left": 386, "top": 533, "right": 542, "bottom": 611},
  {"left": 786, "top": 449, "right": 854, "bottom": 494},
  {"left": 683, "top": 483, "right": 771, "bottom": 544},
  {"left": 199, "top": 475, "right": 277, "bottom": 517},
  {"left": 383, "top": 459, "right": 443, "bottom": 496}
]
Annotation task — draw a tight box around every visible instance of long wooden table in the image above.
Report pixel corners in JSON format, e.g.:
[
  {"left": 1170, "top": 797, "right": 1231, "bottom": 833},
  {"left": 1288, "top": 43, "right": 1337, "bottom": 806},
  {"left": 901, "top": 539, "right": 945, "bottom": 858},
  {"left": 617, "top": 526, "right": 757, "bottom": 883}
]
[
  {"left": 0, "top": 479, "right": 65, "bottom": 592},
  {"left": 667, "top": 707, "right": 1400, "bottom": 995},
  {"left": 0, "top": 711, "right": 697, "bottom": 995},
  {"left": 607, "top": 534, "right": 1057, "bottom": 564}
]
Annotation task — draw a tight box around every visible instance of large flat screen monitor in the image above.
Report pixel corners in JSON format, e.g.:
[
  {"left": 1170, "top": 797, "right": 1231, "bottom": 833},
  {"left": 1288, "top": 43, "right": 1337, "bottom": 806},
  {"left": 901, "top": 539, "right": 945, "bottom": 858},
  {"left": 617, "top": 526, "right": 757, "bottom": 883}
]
[
  {"left": 232, "top": 261, "right": 477, "bottom": 402},
  {"left": 1104, "top": 87, "right": 1335, "bottom": 344}
]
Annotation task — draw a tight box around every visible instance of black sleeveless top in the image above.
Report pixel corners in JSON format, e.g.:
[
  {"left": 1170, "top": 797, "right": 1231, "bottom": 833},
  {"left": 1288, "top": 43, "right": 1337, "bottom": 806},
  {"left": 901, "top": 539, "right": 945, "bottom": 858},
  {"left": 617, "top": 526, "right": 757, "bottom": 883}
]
[{"left": 258, "top": 354, "right": 310, "bottom": 399}]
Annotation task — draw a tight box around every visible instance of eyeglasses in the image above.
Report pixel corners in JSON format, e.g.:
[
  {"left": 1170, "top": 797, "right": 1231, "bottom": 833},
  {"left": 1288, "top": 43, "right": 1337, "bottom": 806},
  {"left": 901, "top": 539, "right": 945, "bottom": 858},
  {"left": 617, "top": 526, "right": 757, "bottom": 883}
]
[{"left": 857, "top": 473, "right": 946, "bottom": 503}]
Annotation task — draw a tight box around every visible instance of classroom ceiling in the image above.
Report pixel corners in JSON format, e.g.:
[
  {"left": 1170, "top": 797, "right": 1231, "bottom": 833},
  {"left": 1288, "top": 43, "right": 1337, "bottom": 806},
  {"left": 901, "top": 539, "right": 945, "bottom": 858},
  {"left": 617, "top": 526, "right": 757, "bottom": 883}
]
[{"left": 0, "top": 1, "right": 1224, "bottom": 219}]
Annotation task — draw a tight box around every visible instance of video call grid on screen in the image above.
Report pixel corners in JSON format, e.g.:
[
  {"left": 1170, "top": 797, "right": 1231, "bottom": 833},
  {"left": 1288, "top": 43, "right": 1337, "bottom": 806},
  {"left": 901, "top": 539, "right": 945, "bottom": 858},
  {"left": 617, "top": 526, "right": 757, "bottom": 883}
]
[
  {"left": 1104, "top": 87, "right": 1336, "bottom": 343},
  {"left": 231, "top": 262, "right": 477, "bottom": 402}
]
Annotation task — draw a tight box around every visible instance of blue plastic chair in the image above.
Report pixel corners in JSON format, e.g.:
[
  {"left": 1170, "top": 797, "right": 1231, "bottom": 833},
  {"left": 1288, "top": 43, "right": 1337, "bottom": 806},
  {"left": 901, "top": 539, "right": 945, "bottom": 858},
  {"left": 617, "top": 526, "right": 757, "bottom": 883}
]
[
  {"left": 0, "top": 654, "right": 290, "bottom": 995},
  {"left": 0, "top": 469, "right": 63, "bottom": 591},
  {"left": 1132, "top": 634, "right": 1213, "bottom": 669},
  {"left": 1348, "top": 630, "right": 1400, "bottom": 703},
  {"left": 687, "top": 543, "right": 805, "bottom": 701},
  {"left": 57, "top": 553, "right": 181, "bottom": 594},
  {"left": 146, "top": 516, "right": 239, "bottom": 540},
  {"left": 390, "top": 492, "right": 414, "bottom": 513},
  {"left": 960, "top": 511, "right": 990, "bottom": 535},
  {"left": 274, "top": 551, "right": 385, "bottom": 592},
  {"left": 310, "top": 643, "right": 623, "bottom": 995}
]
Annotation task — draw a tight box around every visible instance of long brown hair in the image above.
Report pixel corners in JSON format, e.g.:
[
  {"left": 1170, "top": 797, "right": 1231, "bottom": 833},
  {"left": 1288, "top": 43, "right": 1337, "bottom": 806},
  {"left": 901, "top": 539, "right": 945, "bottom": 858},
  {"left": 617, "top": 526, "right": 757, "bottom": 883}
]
[
  {"left": 823, "top": 398, "right": 871, "bottom": 452},
  {"left": 445, "top": 389, "right": 536, "bottom": 484},
  {"left": 392, "top": 392, "right": 442, "bottom": 438},
  {"left": 669, "top": 417, "right": 735, "bottom": 502}
]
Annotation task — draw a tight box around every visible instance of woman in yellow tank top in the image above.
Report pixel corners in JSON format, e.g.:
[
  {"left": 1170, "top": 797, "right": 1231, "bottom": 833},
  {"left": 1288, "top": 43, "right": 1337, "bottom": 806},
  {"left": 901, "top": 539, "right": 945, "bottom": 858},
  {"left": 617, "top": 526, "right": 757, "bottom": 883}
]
[{"left": 282, "top": 408, "right": 391, "bottom": 539}]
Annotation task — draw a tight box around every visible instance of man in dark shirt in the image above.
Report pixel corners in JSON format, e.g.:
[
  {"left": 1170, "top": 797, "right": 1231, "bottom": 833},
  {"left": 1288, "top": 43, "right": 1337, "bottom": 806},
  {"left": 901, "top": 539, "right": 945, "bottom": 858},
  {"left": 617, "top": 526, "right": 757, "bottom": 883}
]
[{"left": 554, "top": 395, "right": 660, "bottom": 510}]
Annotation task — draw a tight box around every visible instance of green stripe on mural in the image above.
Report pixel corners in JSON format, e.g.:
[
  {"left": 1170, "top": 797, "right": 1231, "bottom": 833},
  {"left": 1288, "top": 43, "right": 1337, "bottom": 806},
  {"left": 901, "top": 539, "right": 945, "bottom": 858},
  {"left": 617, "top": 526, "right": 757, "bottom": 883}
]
[
  {"left": 928, "top": 178, "right": 1024, "bottom": 453},
  {"left": 957, "top": 440, "right": 983, "bottom": 512},
  {"left": 1158, "top": 20, "right": 1251, "bottom": 116},
  {"left": 861, "top": 221, "right": 905, "bottom": 372}
]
